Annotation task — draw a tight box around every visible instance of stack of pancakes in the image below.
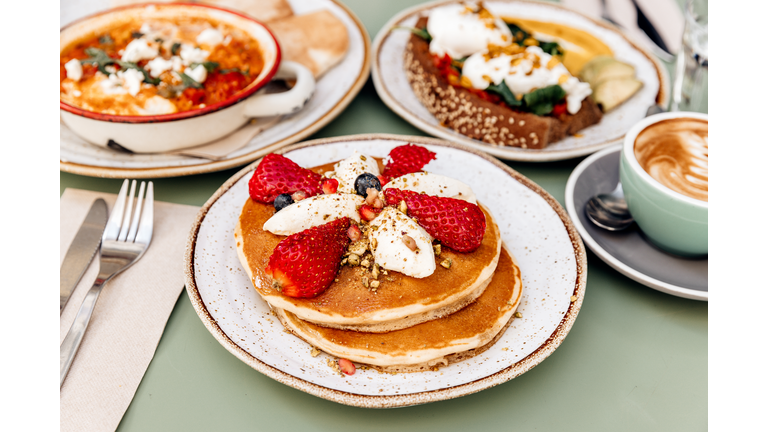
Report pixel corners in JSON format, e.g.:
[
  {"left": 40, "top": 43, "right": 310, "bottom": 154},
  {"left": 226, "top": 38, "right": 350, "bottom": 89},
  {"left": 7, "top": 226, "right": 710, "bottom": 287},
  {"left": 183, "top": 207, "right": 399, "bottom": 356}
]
[{"left": 235, "top": 160, "right": 523, "bottom": 372}]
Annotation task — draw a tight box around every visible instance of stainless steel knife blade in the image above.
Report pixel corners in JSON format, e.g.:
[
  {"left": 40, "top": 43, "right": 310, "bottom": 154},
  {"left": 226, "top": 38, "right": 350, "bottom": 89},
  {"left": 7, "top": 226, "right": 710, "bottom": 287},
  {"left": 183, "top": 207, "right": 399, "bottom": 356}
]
[{"left": 60, "top": 198, "right": 107, "bottom": 313}]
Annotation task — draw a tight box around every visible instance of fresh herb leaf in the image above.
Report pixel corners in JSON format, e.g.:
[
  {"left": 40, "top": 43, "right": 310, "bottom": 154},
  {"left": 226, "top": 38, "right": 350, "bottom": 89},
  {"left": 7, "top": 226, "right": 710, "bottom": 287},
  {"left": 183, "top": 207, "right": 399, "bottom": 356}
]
[
  {"left": 219, "top": 67, "right": 249, "bottom": 76},
  {"left": 155, "top": 37, "right": 164, "bottom": 44},
  {"left": 98, "top": 34, "right": 114, "bottom": 45},
  {"left": 539, "top": 42, "right": 563, "bottom": 57},
  {"left": 171, "top": 42, "right": 181, "bottom": 56},
  {"left": 191, "top": 61, "right": 219, "bottom": 73},
  {"left": 522, "top": 85, "right": 566, "bottom": 115},
  {"left": 131, "top": 31, "right": 144, "bottom": 39},
  {"left": 80, "top": 48, "right": 160, "bottom": 85},
  {"left": 485, "top": 80, "right": 522, "bottom": 107},
  {"left": 176, "top": 71, "right": 203, "bottom": 89},
  {"left": 505, "top": 23, "right": 530, "bottom": 43},
  {"left": 394, "top": 26, "right": 432, "bottom": 42}
]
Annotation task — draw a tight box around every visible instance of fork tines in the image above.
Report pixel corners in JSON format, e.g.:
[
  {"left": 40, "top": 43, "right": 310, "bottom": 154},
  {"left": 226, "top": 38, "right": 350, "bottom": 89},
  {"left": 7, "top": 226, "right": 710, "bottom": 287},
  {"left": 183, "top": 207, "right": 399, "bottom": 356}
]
[{"left": 104, "top": 180, "right": 154, "bottom": 245}]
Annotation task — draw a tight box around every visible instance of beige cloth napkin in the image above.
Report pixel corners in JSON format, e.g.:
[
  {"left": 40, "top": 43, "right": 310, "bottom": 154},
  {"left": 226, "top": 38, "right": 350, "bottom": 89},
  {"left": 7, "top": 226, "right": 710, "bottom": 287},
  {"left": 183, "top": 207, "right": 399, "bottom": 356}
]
[
  {"left": 60, "top": 189, "right": 200, "bottom": 432},
  {"left": 560, "top": 0, "right": 684, "bottom": 54}
]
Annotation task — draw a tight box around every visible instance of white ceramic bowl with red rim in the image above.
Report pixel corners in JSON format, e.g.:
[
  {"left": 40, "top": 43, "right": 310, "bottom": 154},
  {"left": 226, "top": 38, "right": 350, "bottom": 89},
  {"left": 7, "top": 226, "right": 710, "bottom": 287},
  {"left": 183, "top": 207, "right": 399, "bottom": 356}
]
[{"left": 59, "top": 2, "right": 316, "bottom": 154}]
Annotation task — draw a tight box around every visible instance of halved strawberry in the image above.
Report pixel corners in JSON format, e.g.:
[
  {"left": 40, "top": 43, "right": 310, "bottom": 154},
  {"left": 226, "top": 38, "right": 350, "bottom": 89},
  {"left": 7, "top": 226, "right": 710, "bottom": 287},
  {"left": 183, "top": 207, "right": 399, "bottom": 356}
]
[
  {"left": 265, "top": 218, "right": 351, "bottom": 298},
  {"left": 321, "top": 178, "right": 339, "bottom": 194},
  {"left": 248, "top": 153, "right": 322, "bottom": 203},
  {"left": 359, "top": 204, "right": 382, "bottom": 222},
  {"left": 383, "top": 188, "right": 486, "bottom": 252},
  {"left": 381, "top": 144, "right": 437, "bottom": 181}
]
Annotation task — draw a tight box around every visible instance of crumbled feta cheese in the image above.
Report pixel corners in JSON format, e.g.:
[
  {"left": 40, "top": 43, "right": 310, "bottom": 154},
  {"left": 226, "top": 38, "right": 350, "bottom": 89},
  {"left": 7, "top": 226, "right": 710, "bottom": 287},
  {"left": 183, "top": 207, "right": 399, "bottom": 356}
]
[
  {"left": 100, "top": 73, "right": 127, "bottom": 94},
  {"left": 121, "top": 38, "right": 158, "bottom": 63},
  {"left": 119, "top": 69, "right": 145, "bottom": 96},
  {"left": 73, "top": 90, "right": 82, "bottom": 97},
  {"left": 146, "top": 56, "right": 174, "bottom": 78},
  {"left": 179, "top": 44, "right": 209, "bottom": 64},
  {"left": 196, "top": 28, "right": 223, "bottom": 47},
  {"left": 223, "top": 35, "right": 232, "bottom": 46},
  {"left": 140, "top": 23, "right": 152, "bottom": 35},
  {"left": 185, "top": 64, "right": 207, "bottom": 83},
  {"left": 171, "top": 56, "right": 184, "bottom": 72},
  {"left": 64, "top": 59, "right": 83, "bottom": 81}
]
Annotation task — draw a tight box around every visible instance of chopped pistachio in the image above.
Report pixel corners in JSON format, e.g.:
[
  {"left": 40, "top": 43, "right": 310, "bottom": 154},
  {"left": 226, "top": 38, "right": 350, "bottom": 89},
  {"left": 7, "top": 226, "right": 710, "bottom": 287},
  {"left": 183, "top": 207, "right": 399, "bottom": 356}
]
[
  {"left": 433, "top": 244, "right": 442, "bottom": 256},
  {"left": 398, "top": 200, "right": 408, "bottom": 214},
  {"left": 370, "top": 280, "right": 380, "bottom": 288},
  {"left": 360, "top": 259, "right": 371, "bottom": 268},
  {"left": 362, "top": 276, "right": 369, "bottom": 288},
  {"left": 371, "top": 264, "right": 380, "bottom": 279},
  {"left": 347, "top": 254, "right": 360, "bottom": 266},
  {"left": 514, "top": 312, "right": 523, "bottom": 318},
  {"left": 440, "top": 258, "right": 452, "bottom": 269},
  {"left": 570, "top": 295, "right": 577, "bottom": 303}
]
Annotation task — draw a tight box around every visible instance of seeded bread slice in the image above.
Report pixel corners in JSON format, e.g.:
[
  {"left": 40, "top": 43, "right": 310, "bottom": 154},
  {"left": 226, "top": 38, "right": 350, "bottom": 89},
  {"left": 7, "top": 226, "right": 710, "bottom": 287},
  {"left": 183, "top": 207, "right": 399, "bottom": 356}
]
[{"left": 404, "top": 17, "right": 603, "bottom": 149}]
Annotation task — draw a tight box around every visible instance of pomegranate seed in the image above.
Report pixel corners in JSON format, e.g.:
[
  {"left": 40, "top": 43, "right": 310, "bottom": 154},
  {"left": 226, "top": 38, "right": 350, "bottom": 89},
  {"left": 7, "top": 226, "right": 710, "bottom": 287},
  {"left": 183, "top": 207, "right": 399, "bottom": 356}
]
[
  {"left": 347, "top": 225, "right": 362, "bottom": 242},
  {"left": 359, "top": 205, "right": 381, "bottom": 222},
  {"left": 338, "top": 358, "right": 356, "bottom": 375},
  {"left": 321, "top": 178, "right": 339, "bottom": 194},
  {"left": 291, "top": 190, "right": 308, "bottom": 201},
  {"left": 377, "top": 175, "right": 388, "bottom": 186}
]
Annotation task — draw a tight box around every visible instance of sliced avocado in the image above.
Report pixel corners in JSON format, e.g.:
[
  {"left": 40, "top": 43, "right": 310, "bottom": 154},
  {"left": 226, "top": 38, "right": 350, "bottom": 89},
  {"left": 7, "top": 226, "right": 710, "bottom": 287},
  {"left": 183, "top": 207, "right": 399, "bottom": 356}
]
[
  {"left": 593, "top": 78, "right": 643, "bottom": 112},
  {"left": 590, "top": 61, "right": 636, "bottom": 87},
  {"left": 578, "top": 55, "right": 615, "bottom": 86}
]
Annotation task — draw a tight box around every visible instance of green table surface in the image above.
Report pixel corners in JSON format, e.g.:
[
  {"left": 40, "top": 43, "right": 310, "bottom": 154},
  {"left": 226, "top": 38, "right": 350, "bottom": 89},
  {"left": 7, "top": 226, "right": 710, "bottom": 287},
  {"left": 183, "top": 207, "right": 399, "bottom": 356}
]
[{"left": 60, "top": 1, "right": 706, "bottom": 429}]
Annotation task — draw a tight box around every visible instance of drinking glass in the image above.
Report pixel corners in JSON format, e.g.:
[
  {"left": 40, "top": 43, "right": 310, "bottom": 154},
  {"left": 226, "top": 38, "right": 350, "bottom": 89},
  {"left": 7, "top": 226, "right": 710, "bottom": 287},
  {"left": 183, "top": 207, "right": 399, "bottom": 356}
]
[{"left": 670, "top": 0, "right": 708, "bottom": 113}]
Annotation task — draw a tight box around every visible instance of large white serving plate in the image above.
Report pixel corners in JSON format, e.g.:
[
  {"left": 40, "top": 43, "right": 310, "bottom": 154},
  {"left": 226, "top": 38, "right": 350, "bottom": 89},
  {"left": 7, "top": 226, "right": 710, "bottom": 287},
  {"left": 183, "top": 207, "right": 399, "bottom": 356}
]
[
  {"left": 372, "top": 0, "right": 669, "bottom": 162},
  {"left": 60, "top": 0, "right": 370, "bottom": 178},
  {"left": 184, "top": 134, "right": 587, "bottom": 407}
]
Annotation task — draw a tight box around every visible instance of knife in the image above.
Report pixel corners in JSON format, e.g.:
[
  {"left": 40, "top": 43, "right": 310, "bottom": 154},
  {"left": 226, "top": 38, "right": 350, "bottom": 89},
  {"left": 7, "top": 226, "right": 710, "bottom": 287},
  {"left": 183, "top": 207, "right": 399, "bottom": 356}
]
[
  {"left": 60, "top": 198, "right": 108, "bottom": 313},
  {"left": 630, "top": 0, "right": 675, "bottom": 62}
]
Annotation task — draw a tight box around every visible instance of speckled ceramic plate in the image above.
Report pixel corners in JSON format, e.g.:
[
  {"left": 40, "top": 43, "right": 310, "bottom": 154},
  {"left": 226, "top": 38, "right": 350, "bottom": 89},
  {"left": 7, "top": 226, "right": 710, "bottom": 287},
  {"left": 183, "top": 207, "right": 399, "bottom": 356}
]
[
  {"left": 565, "top": 145, "right": 708, "bottom": 301},
  {"left": 184, "top": 134, "right": 587, "bottom": 407},
  {"left": 371, "top": 0, "right": 669, "bottom": 162},
  {"left": 59, "top": 0, "right": 370, "bottom": 178}
]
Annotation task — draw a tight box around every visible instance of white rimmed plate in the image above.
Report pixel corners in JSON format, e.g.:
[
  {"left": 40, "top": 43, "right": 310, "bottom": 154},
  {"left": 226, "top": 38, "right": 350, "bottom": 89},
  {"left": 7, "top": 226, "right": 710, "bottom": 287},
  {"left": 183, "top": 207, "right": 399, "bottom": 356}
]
[
  {"left": 565, "top": 145, "right": 707, "bottom": 301},
  {"left": 60, "top": 0, "right": 371, "bottom": 178},
  {"left": 184, "top": 134, "right": 587, "bottom": 407},
  {"left": 371, "top": 0, "right": 669, "bottom": 162}
]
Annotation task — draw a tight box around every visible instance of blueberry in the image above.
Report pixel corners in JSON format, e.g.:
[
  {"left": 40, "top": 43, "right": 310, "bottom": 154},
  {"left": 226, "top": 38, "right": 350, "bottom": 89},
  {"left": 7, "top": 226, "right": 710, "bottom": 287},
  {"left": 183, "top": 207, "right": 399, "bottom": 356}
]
[
  {"left": 273, "top": 193, "right": 294, "bottom": 211},
  {"left": 354, "top": 173, "right": 381, "bottom": 196}
]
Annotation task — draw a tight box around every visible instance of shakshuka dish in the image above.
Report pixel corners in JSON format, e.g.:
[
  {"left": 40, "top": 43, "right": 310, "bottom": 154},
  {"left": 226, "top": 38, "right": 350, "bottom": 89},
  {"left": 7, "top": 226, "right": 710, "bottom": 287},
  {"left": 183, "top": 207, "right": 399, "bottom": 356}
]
[{"left": 60, "top": 16, "right": 265, "bottom": 116}]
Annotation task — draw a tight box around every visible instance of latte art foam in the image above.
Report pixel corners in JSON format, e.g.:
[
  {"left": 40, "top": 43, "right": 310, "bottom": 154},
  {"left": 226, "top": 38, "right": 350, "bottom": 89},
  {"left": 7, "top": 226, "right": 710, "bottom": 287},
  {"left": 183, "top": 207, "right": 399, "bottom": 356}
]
[{"left": 634, "top": 118, "right": 708, "bottom": 202}]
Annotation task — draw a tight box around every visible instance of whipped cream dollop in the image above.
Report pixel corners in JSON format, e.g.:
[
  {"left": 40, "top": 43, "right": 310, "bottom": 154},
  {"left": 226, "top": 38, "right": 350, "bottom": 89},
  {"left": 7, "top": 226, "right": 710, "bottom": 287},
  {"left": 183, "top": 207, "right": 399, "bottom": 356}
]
[
  {"left": 368, "top": 208, "right": 435, "bottom": 278},
  {"left": 332, "top": 151, "right": 380, "bottom": 194},
  {"left": 462, "top": 46, "right": 591, "bottom": 114},
  {"left": 383, "top": 172, "right": 477, "bottom": 204},
  {"left": 427, "top": 3, "right": 512, "bottom": 59},
  {"left": 263, "top": 194, "right": 364, "bottom": 236}
]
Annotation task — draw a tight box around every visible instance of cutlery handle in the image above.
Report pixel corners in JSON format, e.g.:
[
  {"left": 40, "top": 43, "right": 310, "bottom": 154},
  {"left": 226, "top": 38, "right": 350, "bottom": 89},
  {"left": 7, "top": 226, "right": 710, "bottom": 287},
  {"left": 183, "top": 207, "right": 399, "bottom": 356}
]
[{"left": 60, "top": 278, "right": 106, "bottom": 388}]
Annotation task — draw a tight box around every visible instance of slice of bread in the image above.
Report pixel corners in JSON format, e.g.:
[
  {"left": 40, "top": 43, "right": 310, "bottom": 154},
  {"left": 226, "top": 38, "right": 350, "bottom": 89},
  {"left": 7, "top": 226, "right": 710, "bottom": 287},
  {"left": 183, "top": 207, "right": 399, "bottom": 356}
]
[{"left": 404, "top": 17, "right": 602, "bottom": 149}]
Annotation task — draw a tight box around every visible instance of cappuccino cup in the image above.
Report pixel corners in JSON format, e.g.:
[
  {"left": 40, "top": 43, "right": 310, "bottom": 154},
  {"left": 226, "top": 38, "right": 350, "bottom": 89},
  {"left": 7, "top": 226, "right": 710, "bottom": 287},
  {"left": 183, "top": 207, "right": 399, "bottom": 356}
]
[{"left": 619, "top": 112, "right": 708, "bottom": 256}]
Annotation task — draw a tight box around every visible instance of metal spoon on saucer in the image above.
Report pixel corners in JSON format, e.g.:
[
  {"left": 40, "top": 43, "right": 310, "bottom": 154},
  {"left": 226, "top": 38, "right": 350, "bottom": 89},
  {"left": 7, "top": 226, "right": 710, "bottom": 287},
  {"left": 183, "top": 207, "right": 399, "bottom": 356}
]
[
  {"left": 584, "top": 104, "right": 667, "bottom": 231},
  {"left": 585, "top": 182, "right": 634, "bottom": 231}
]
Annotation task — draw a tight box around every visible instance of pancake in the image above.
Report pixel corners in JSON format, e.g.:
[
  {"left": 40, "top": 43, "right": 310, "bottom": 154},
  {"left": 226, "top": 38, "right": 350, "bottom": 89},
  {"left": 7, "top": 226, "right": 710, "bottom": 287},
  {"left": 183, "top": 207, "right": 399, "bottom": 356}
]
[
  {"left": 275, "top": 245, "right": 523, "bottom": 372},
  {"left": 235, "top": 160, "right": 502, "bottom": 332}
]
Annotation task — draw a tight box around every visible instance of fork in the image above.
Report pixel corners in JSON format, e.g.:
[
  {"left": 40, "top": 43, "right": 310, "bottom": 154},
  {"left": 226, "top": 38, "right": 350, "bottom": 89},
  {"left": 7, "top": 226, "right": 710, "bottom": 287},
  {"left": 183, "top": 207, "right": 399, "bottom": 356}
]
[{"left": 60, "top": 180, "right": 154, "bottom": 388}]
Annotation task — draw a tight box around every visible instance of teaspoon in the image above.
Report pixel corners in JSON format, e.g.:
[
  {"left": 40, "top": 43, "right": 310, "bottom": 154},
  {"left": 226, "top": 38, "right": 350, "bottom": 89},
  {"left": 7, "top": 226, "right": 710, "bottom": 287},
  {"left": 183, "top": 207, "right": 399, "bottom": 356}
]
[{"left": 585, "top": 182, "right": 634, "bottom": 231}]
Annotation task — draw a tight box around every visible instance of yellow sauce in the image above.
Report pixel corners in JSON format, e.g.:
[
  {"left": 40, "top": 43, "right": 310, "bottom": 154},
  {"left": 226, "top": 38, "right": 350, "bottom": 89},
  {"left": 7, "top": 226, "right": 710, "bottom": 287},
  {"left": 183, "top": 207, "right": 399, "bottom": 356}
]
[{"left": 503, "top": 18, "right": 613, "bottom": 75}]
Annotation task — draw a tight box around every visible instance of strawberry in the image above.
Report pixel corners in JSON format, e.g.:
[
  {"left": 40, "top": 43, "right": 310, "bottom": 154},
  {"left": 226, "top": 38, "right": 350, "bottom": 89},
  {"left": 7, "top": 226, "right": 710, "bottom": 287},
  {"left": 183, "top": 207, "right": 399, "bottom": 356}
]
[
  {"left": 358, "top": 204, "right": 382, "bottom": 222},
  {"left": 248, "top": 153, "right": 322, "bottom": 203},
  {"left": 265, "top": 218, "right": 351, "bottom": 298},
  {"left": 381, "top": 144, "right": 437, "bottom": 181},
  {"left": 383, "top": 188, "right": 486, "bottom": 252},
  {"left": 321, "top": 178, "right": 339, "bottom": 194}
]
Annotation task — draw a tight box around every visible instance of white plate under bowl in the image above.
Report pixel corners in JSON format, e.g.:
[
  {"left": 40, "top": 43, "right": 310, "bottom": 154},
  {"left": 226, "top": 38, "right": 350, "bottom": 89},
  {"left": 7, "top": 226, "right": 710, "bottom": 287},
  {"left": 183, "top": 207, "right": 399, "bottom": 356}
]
[
  {"left": 60, "top": 0, "right": 370, "bottom": 178},
  {"left": 371, "top": 0, "right": 669, "bottom": 162},
  {"left": 184, "top": 134, "right": 587, "bottom": 408},
  {"left": 565, "top": 145, "right": 707, "bottom": 301}
]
